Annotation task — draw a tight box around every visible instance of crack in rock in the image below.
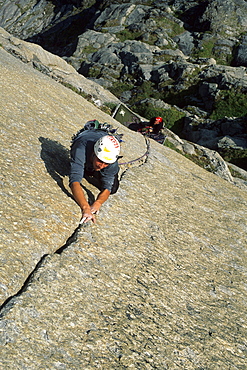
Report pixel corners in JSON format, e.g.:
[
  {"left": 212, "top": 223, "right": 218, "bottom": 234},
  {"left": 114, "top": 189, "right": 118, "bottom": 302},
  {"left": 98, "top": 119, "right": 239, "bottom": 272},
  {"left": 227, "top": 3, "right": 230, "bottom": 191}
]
[
  {"left": 0, "top": 137, "right": 151, "bottom": 316},
  {"left": 0, "top": 254, "right": 49, "bottom": 317}
]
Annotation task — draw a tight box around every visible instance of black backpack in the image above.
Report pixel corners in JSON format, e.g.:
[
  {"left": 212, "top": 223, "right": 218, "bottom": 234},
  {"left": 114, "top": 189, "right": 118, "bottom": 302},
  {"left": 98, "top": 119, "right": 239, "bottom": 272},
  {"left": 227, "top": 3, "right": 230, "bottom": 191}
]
[{"left": 71, "top": 119, "right": 123, "bottom": 144}]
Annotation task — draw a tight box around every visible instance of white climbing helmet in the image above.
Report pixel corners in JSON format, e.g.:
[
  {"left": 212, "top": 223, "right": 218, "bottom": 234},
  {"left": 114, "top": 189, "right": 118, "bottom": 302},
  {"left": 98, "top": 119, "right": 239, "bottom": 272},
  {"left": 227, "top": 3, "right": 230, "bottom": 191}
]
[{"left": 94, "top": 135, "right": 120, "bottom": 164}]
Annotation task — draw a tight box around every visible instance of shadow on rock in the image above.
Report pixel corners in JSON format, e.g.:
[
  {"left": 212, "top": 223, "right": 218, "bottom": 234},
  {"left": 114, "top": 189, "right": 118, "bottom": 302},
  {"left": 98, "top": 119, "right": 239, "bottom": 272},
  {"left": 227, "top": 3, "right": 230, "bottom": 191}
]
[
  {"left": 39, "top": 137, "right": 73, "bottom": 199},
  {"left": 39, "top": 137, "right": 95, "bottom": 204}
]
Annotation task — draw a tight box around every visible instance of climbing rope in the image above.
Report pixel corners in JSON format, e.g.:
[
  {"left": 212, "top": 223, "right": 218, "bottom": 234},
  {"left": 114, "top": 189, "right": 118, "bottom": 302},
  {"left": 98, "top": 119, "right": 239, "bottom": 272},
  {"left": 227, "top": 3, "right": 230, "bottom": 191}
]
[{"left": 118, "top": 136, "right": 150, "bottom": 166}]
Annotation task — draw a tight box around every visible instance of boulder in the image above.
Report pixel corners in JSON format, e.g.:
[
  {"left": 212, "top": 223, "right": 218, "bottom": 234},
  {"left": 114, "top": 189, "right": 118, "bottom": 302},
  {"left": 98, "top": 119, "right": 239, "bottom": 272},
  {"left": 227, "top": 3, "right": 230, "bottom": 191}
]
[
  {"left": 192, "top": 144, "right": 233, "bottom": 182},
  {"left": 93, "top": 3, "right": 137, "bottom": 29},
  {"left": 234, "top": 34, "right": 247, "bottom": 67},
  {"left": 195, "top": 0, "right": 247, "bottom": 35},
  {"left": 173, "top": 30, "right": 194, "bottom": 55},
  {"left": 218, "top": 136, "right": 247, "bottom": 150},
  {"left": 139, "top": 97, "right": 171, "bottom": 110},
  {"left": 183, "top": 115, "right": 247, "bottom": 151},
  {"left": 0, "top": 0, "right": 54, "bottom": 38},
  {"left": 199, "top": 64, "right": 247, "bottom": 90},
  {"left": 227, "top": 162, "right": 247, "bottom": 189},
  {"left": 73, "top": 30, "right": 119, "bottom": 57}
]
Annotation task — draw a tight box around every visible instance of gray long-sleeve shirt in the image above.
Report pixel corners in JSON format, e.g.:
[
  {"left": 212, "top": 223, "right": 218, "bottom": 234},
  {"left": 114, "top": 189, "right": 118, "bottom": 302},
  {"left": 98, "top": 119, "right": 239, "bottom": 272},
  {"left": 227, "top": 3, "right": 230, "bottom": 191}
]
[{"left": 69, "top": 130, "right": 119, "bottom": 191}]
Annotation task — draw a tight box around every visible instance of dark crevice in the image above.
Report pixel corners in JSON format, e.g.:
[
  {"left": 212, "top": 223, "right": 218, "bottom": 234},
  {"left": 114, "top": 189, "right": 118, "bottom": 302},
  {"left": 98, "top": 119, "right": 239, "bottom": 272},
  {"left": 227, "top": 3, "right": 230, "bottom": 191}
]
[
  {"left": 0, "top": 225, "right": 85, "bottom": 316},
  {"left": 0, "top": 254, "right": 49, "bottom": 317},
  {"left": 55, "top": 223, "right": 87, "bottom": 254}
]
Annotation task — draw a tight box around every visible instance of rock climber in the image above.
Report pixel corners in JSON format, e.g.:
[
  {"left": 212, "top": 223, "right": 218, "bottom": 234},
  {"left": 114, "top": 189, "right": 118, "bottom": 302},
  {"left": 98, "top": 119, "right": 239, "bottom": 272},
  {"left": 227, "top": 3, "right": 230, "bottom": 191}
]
[
  {"left": 138, "top": 116, "right": 164, "bottom": 135},
  {"left": 69, "top": 129, "right": 120, "bottom": 224}
]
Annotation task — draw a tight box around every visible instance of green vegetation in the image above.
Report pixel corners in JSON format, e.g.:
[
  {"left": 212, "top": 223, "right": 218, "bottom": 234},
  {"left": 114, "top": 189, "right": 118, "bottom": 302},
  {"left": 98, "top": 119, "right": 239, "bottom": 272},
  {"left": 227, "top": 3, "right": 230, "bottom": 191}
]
[
  {"left": 228, "top": 165, "right": 247, "bottom": 180},
  {"left": 210, "top": 90, "right": 247, "bottom": 120},
  {"left": 115, "top": 14, "right": 185, "bottom": 47},
  {"left": 87, "top": 66, "right": 102, "bottom": 78},
  {"left": 109, "top": 81, "right": 134, "bottom": 97},
  {"left": 161, "top": 83, "right": 200, "bottom": 109},
  {"left": 191, "top": 34, "right": 234, "bottom": 65},
  {"left": 162, "top": 109, "right": 185, "bottom": 133},
  {"left": 192, "top": 36, "right": 216, "bottom": 59},
  {"left": 219, "top": 147, "right": 247, "bottom": 171},
  {"left": 153, "top": 54, "right": 174, "bottom": 63},
  {"left": 157, "top": 17, "right": 184, "bottom": 37},
  {"left": 60, "top": 81, "right": 91, "bottom": 99},
  {"left": 132, "top": 101, "right": 185, "bottom": 134},
  {"left": 132, "top": 81, "right": 162, "bottom": 101},
  {"left": 101, "top": 19, "right": 120, "bottom": 28},
  {"left": 104, "top": 102, "right": 118, "bottom": 112},
  {"left": 160, "top": 82, "right": 246, "bottom": 124},
  {"left": 163, "top": 139, "right": 181, "bottom": 153},
  {"left": 132, "top": 101, "right": 185, "bottom": 133},
  {"left": 116, "top": 29, "right": 143, "bottom": 42},
  {"left": 98, "top": 105, "right": 112, "bottom": 115},
  {"left": 186, "top": 148, "right": 216, "bottom": 173},
  {"left": 109, "top": 80, "right": 187, "bottom": 135},
  {"left": 132, "top": 103, "right": 164, "bottom": 121},
  {"left": 140, "top": 0, "right": 156, "bottom": 5},
  {"left": 81, "top": 45, "right": 98, "bottom": 55},
  {"left": 214, "top": 51, "right": 234, "bottom": 66}
]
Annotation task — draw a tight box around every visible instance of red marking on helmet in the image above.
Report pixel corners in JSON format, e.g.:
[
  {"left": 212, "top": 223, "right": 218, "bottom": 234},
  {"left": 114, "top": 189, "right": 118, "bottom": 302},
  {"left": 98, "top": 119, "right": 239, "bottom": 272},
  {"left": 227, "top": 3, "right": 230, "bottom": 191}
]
[{"left": 108, "top": 136, "right": 120, "bottom": 148}]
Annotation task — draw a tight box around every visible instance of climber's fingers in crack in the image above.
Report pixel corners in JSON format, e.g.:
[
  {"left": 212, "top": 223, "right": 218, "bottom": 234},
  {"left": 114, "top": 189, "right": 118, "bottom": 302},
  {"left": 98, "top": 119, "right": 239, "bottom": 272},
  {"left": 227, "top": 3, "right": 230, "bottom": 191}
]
[{"left": 79, "top": 214, "right": 96, "bottom": 224}]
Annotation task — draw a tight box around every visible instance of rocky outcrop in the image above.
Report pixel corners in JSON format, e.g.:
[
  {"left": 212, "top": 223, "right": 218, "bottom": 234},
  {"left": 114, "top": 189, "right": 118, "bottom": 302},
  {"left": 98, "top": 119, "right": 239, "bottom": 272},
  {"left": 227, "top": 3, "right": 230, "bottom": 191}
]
[
  {"left": 234, "top": 34, "right": 247, "bottom": 67},
  {"left": 163, "top": 128, "right": 234, "bottom": 183},
  {"left": 194, "top": 0, "right": 247, "bottom": 35},
  {"left": 183, "top": 115, "right": 247, "bottom": 150},
  {"left": 0, "top": 27, "right": 120, "bottom": 107},
  {"left": 1, "top": 25, "right": 246, "bottom": 186},
  {"left": 1, "top": 1, "right": 247, "bottom": 171},
  {"left": 0, "top": 0, "right": 92, "bottom": 40},
  {"left": 1, "top": 39, "right": 247, "bottom": 369},
  {"left": 182, "top": 114, "right": 247, "bottom": 174},
  {"left": 79, "top": 38, "right": 162, "bottom": 86}
]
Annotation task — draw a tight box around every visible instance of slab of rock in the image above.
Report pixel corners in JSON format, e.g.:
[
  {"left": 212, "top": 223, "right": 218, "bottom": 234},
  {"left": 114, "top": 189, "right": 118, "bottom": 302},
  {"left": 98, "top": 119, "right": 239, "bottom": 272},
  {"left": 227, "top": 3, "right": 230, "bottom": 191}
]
[
  {"left": 0, "top": 43, "right": 247, "bottom": 369},
  {"left": 0, "top": 47, "right": 145, "bottom": 305},
  {"left": 0, "top": 27, "right": 120, "bottom": 107}
]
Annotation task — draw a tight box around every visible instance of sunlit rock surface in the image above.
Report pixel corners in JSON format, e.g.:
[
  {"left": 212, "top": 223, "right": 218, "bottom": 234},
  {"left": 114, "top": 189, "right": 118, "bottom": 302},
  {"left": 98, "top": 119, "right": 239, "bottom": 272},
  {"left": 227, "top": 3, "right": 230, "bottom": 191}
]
[
  {"left": 0, "top": 47, "right": 144, "bottom": 303},
  {"left": 0, "top": 47, "right": 247, "bottom": 369}
]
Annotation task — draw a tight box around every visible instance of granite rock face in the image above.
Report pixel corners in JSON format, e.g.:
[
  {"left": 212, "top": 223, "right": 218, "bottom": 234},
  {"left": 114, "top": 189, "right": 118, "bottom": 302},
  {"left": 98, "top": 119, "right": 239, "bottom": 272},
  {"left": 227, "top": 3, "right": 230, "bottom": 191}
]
[
  {"left": 0, "top": 46, "right": 144, "bottom": 304},
  {"left": 0, "top": 27, "right": 120, "bottom": 107},
  {"left": 1, "top": 2, "right": 247, "bottom": 169},
  {"left": 1, "top": 47, "right": 247, "bottom": 368},
  {"left": 1, "top": 25, "right": 242, "bottom": 187}
]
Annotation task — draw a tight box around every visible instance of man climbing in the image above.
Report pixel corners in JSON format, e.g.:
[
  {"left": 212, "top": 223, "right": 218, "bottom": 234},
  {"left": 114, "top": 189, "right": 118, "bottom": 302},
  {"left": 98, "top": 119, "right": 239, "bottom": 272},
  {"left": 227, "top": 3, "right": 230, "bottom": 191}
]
[{"left": 69, "top": 129, "right": 120, "bottom": 224}]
